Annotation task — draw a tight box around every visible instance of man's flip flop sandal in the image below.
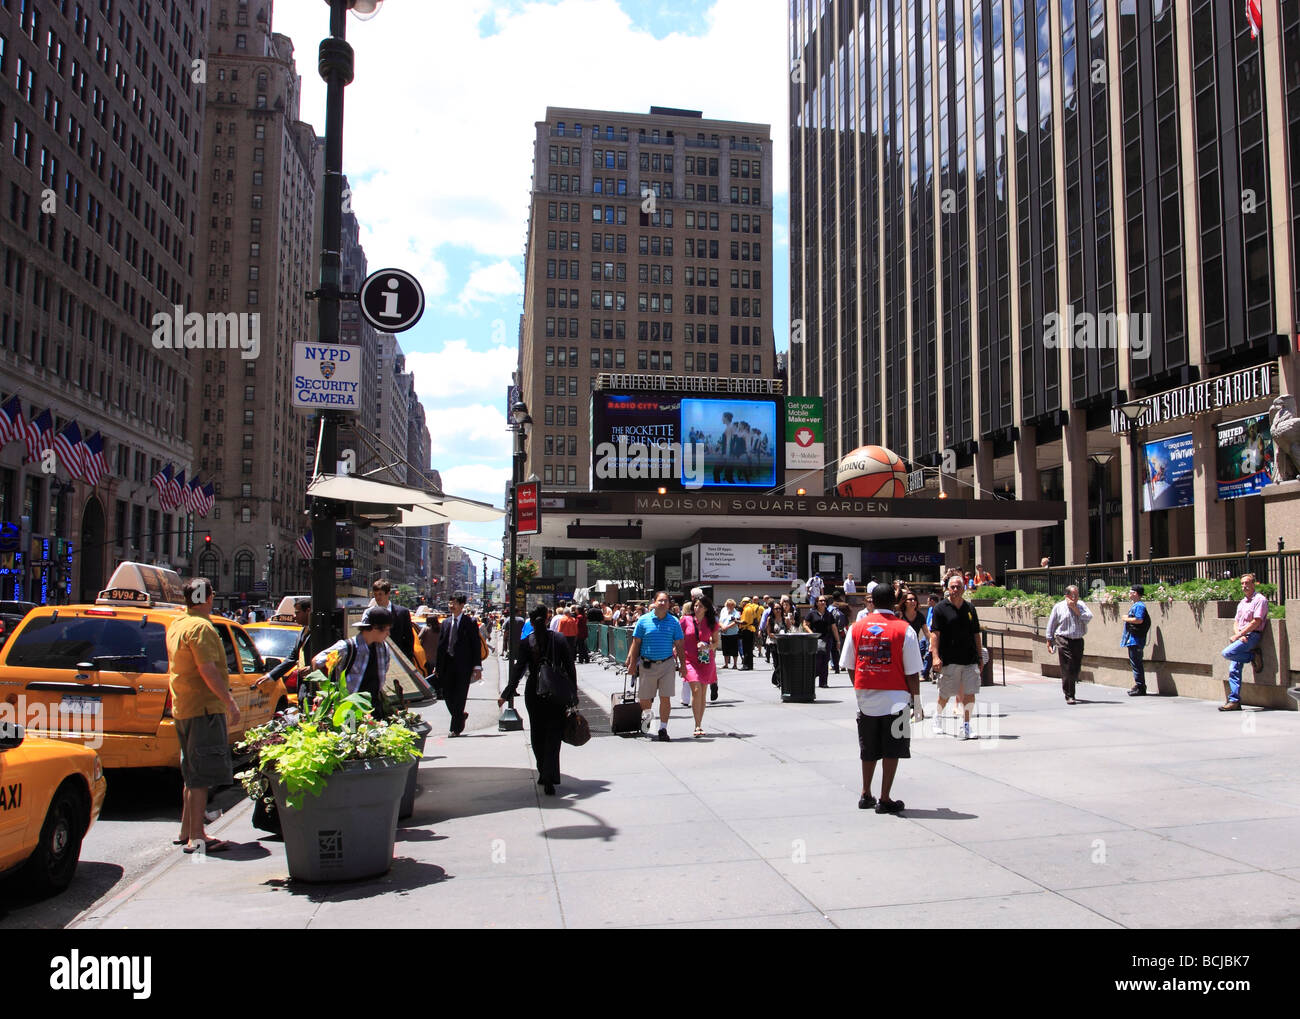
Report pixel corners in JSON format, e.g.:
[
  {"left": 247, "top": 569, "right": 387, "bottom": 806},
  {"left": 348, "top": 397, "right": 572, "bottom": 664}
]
[{"left": 184, "top": 838, "right": 235, "bottom": 854}]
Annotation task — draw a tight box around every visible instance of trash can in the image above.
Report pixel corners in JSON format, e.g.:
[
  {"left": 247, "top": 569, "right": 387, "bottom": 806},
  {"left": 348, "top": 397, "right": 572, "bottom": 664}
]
[{"left": 775, "top": 632, "right": 818, "bottom": 703}]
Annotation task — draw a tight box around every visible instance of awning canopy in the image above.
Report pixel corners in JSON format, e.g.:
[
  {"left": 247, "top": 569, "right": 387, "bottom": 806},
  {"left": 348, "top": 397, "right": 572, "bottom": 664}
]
[{"left": 306, "top": 474, "right": 503, "bottom": 525}]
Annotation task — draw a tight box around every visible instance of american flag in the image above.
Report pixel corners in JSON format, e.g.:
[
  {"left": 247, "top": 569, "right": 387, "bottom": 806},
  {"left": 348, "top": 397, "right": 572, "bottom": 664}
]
[
  {"left": 83, "top": 432, "right": 109, "bottom": 486},
  {"left": 296, "top": 531, "right": 313, "bottom": 559},
  {"left": 0, "top": 395, "right": 24, "bottom": 447},
  {"left": 167, "top": 468, "right": 186, "bottom": 511},
  {"left": 151, "top": 462, "right": 173, "bottom": 505},
  {"left": 1247, "top": 0, "right": 1262, "bottom": 40},
  {"left": 53, "top": 420, "right": 86, "bottom": 481},
  {"left": 25, "top": 408, "right": 53, "bottom": 463},
  {"left": 182, "top": 476, "right": 203, "bottom": 513},
  {"left": 195, "top": 482, "right": 215, "bottom": 517}
]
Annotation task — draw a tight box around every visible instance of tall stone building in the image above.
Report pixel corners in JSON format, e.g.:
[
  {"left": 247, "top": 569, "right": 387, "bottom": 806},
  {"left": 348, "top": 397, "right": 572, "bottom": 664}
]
[
  {"left": 190, "top": 1, "right": 317, "bottom": 604},
  {"left": 518, "top": 105, "right": 775, "bottom": 589},
  {"left": 0, "top": 0, "right": 209, "bottom": 602}
]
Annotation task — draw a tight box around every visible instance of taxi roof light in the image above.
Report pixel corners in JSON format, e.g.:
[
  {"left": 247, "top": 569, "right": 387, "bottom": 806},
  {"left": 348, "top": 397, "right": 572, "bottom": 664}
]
[{"left": 95, "top": 561, "right": 186, "bottom": 609}]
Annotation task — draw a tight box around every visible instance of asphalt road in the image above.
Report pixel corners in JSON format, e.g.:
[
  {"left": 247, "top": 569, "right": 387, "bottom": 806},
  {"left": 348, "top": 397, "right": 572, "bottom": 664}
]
[{"left": 0, "top": 768, "right": 249, "bottom": 930}]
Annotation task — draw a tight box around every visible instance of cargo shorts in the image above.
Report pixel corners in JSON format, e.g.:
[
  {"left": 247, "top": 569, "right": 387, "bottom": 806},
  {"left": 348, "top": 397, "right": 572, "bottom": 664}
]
[{"left": 175, "top": 712, "right": 233, "bottom": 789}]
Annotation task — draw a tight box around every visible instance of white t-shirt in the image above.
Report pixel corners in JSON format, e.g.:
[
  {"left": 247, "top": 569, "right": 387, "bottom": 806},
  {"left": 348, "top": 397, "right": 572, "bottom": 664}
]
[
  {"left": 866, "top": 580, "right": 878, "bottom": 595},
  {"left": 843, "top": 578, "right": 857, "bottom": 593}
]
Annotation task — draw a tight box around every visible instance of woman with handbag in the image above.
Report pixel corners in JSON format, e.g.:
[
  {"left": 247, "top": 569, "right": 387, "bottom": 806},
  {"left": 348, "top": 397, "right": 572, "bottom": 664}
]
[
  {"left": 500, "top": 604, "right": 577, "bottom": 796},
  {"left": 681, "top": 595, "right": 721, "bottom": 737}
]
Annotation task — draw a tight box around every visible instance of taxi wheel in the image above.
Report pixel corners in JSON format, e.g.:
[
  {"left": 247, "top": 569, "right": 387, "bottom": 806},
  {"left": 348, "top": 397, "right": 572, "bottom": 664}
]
[{"left": 24, "top": 781, "right": 87, "bottom": 895}]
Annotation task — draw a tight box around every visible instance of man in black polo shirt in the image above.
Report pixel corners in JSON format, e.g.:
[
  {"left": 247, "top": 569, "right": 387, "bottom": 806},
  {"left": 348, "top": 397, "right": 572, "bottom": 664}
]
[{"left": 928, "top": 570, "right": 984, "bottom": 740}]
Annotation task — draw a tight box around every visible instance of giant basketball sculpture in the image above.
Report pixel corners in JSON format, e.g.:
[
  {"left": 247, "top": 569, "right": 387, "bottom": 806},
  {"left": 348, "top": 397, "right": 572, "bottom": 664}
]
[{"left": 836, "top": 445, "right": 908, "bottom": 498}]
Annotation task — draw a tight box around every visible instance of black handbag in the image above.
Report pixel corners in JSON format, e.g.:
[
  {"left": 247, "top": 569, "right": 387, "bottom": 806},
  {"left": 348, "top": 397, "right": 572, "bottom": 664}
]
[
  {"left": 562, "top": 707, "right": 591, "bottom": 747},
  {"left": 536, "top": 633, "right": 577, "bottom": 701}
]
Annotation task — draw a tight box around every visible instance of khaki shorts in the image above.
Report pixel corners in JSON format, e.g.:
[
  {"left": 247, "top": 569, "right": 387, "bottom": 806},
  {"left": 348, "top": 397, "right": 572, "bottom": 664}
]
[
  {"left": 175, "top": 712, "right": 233, "bottom": 789},
  {"left": 937, "top": 662, "right": 982, "bottom": 698},
  {"left": 636, "top": 657, "right": 677, "bottom": 700}
]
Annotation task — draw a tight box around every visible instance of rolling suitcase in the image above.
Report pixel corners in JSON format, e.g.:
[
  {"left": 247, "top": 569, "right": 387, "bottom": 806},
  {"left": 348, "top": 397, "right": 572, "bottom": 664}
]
[{"left": 611, "top": 670, "right": 643, "bottom": 735}]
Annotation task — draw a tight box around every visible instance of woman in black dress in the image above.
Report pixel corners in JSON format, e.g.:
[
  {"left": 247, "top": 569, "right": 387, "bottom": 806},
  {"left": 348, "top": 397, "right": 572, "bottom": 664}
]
[{"left": 500, "top": 604, "right": 576, "bottom": 796}]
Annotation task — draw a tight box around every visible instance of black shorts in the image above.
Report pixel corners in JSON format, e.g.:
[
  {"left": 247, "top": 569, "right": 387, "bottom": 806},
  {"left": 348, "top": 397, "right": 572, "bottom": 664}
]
[
  {"left": 175, "top": 712, "right": 233, "bottom": 789},
  {"left": 857, "top": 711, "right": 911, "bottom": 762}
]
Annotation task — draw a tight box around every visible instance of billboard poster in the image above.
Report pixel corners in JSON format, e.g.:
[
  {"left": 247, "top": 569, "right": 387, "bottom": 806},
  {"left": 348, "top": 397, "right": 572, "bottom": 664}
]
[
  {"left": 1142, "top": 433, "right": 1195, "bottom": 511},
  {"left": 700, "top": 542, "right": 799, "bottom": 582},
  {"left": 1216, "top": 413, "right": 1274, "bottom": 501},
  {"left": 682, "top": 398, "right": 777, "bottom": 488},
  {"left": 785, "top": 396, "right": 825, "bottom": 472},
  {"left": 591, "top": 392, "right": 781, "bottom": 490}
]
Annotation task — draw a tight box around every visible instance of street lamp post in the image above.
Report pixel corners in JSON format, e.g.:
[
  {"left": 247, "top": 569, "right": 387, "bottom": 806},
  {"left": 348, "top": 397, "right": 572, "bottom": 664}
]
[
  {"left": 307, "top": 0, "right": 380, "bottom": 658},
  {"left": 507, "top": 401, "right": 532, "bottom": 683},
  {"left": 1118, "top": 403, "right": 1146, "bottom": 568},
  {"left": 482, "top": 555, "right": 489, "bottom": 610}
]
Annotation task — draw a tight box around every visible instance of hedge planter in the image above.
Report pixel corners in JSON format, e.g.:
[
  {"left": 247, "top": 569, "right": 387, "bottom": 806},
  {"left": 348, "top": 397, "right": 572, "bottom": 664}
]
[
  {"left": 398, "top": 721, "right": 433, "bottom": 820},
  {"left": 272, "top": 757, "right": 415, "bottom": 882}
]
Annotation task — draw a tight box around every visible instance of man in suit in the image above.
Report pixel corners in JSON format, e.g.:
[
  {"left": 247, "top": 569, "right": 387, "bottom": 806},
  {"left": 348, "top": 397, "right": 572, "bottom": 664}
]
[
  {"left": 369, "top": 579, "right": 415, "bottom": 662},
  {"left": 437, "top": 591, "right": 483, "bottom": 736}
]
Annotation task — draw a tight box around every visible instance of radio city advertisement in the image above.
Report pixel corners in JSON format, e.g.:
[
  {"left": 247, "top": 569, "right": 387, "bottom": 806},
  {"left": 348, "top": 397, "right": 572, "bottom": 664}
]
[{"left": 591, "top": 392, "right": 780, "bottom": 491}]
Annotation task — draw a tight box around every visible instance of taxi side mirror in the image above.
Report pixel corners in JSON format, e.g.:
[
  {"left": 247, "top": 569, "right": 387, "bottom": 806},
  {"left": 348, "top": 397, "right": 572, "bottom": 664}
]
[
  {"left": 264, "top": 656, "right": 284, "bottom": 669},
  {"left": 0, "top": 720, "right": 24, "bottom": 751}
]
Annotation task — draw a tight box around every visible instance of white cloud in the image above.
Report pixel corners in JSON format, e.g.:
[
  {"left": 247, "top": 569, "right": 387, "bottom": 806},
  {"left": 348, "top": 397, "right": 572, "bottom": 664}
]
[
  {"left": 451, "top": 261, "right": 524, "bottom": 313},
  {"left": 422, "top": 402, "right": 513, "bottom": 461},
  {"left": 273, "top": 0, "right": 789, "bottom": 264},
  {"left": 439, "top": 463, "right": 512, "bottom": 505},
  {"left": 403, "top": 340, "right": 516, "bottom": 401}
]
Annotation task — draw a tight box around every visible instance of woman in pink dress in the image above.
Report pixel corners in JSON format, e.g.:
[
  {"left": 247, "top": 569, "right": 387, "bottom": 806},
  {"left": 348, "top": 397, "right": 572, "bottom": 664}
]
[{"left": 681, "top": 595, "right": 721, "bottom": 737}]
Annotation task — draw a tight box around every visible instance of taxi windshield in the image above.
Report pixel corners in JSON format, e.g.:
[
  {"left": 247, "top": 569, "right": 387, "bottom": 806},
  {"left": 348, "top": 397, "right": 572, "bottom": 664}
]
[
  {"left": 249, "top": 626, "right": 299, "bottom": 662},
  {"left": 5, "top": 615, "right": 170, "bottom": 672}
]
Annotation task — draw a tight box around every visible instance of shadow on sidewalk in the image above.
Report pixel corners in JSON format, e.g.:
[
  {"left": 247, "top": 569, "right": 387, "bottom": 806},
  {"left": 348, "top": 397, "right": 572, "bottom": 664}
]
[
  {"left": 404, "top": 767, "right": 613, "bottom": 825},
  {"left": 265, "top": 858, "right": 451, "bottom": 901}
]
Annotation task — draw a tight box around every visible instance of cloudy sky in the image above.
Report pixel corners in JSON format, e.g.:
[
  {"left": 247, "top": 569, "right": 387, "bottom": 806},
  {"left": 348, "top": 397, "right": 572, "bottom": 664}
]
[{"left": 271, "top": 0, "right": 790, "bottom": 566}]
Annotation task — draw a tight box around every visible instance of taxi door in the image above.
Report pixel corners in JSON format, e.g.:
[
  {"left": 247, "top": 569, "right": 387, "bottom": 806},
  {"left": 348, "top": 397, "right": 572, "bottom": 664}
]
[
  {"left": 231, "top": 626, "right": 276, "bottom": 728},
  {"left": 0, "top": 735, "right": 35, "bottom": 870},
  {"left": 211, "top": 622, "right": 253, "bottom": 739}
]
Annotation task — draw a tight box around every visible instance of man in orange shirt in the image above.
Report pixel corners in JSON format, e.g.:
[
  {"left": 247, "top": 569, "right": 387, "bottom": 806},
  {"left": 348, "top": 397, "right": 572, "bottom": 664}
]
[{"left": 556, "top": 604, "right": 580, "bottom": 659}]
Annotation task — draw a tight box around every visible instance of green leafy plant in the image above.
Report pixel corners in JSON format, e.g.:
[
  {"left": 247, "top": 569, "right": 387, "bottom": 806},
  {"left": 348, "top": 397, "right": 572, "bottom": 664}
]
[{"left": 235, "top": 668, "right": 420, "bottom": 810}]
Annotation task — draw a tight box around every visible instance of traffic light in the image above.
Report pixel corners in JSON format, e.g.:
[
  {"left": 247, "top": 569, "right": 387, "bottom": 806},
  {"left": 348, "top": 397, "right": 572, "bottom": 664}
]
[
  {"left": 204, "top": 534, "right": 211, "bottom": 546},
  {"left": 376, "top": 538, "right": 385, "bottom": 555}
]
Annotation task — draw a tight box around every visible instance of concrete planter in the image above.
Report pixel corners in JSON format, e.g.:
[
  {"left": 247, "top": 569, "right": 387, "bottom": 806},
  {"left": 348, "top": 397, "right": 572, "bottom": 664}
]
[
  {"left": 973, "top": 600, "right": 1295, "bottom": 710},
  {"left": 272, "top": 757, "right": 416, "bottom": 882},
  {"left": 398, "top": 723, "right": 432, "bottom": 820}
]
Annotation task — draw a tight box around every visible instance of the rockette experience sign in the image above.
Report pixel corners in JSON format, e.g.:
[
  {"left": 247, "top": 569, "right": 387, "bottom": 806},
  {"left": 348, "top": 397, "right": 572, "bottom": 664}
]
[{"left": 292, "top": 342, "right": 361, "bottom": 411}]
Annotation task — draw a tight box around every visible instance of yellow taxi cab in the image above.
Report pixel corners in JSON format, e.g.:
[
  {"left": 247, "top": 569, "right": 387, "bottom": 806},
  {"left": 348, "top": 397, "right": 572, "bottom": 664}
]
[
  {"left": 0, "top": 563, "right": 288, "bottom": 770},
  {"left": 0, "top": 720, "right": 106, "bottom": 895},
  {"left": 244, "top": 596, "right": 306, "bottom": 703}
]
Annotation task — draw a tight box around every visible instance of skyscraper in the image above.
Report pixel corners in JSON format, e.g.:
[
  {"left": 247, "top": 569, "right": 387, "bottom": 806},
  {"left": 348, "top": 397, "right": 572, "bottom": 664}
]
[
  {"left": 190, "top": 1, "right": 317, "bottom": 603},
  {"left": 790, "top": 0, "right": 1296, "bottom": 569},
  {"left": 0, "top": 0, "right": 209, "bottom": 602}
]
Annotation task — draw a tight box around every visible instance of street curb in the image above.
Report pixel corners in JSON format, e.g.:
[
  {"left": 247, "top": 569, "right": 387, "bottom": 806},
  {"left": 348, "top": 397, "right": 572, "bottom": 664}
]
[{"left": 69, "top": 793, "right": 255, "bottom": 929}]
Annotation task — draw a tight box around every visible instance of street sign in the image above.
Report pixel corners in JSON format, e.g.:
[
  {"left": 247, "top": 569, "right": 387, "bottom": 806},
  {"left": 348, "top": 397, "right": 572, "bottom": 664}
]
[
  {"left": 517, "top": 481, "right": 541, "bottom": 536},
  {"left": 358, "top": 268, "right": 424, "bottom": 333},
  {"left": 292, "top": 341, "right": 361, "bottom": 412}
]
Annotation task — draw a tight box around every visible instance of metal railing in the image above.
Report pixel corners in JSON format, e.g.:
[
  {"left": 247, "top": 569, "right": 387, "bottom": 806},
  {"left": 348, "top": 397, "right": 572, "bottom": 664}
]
[{"left": 1006, "top": 544, "right": 1300, "bottom": 602}]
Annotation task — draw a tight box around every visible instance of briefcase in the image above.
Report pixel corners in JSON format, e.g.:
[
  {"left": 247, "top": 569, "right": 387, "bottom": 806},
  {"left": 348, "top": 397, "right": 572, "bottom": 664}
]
[{"left": 610, "top": 671, "right": 643, "bottom": 735}]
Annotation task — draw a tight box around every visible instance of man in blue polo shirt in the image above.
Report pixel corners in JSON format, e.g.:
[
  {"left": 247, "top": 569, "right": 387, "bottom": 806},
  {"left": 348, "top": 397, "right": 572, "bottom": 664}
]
[
  {"left": 625, "top": 590, "right": 686, "bottom": 741},
  {"left": 1124, "top": 584, "right": 1150, "bottom": 696}
]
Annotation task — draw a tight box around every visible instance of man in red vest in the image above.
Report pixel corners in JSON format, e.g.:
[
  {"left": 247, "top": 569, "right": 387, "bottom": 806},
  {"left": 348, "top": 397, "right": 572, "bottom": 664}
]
[{"left": 838, "top": 582, "right": 923, "bottom": 814}]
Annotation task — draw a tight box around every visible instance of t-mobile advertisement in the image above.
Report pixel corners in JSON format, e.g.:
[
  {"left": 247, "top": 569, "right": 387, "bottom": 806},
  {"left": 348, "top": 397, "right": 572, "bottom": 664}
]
[{"left": 590, "top": 392, "right": 781, "bottom": 490}]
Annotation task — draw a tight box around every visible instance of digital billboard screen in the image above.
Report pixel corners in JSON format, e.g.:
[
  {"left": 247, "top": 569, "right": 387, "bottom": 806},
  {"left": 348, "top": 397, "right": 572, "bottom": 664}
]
[{"left": 591, "top": 392, "right": 782, "bottom": 491}]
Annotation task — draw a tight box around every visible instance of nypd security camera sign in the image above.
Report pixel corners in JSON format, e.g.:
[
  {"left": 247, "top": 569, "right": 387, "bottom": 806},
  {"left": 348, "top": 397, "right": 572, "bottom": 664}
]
[
  {"left": 292, "top": 341, "right": 362, "bottom": 411},
  {"left": 358, "top": 267, "right": 425, "bottom": 333}
]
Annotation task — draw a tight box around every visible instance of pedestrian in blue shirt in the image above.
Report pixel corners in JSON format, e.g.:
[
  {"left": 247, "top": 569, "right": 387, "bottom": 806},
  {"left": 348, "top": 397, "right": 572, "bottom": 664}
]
[
  {"left": 624, "top": 591, "right": 686, "bottom": 741},
  {"left": 1123, "top": 585, "right": 1151, "bottom": 696}
]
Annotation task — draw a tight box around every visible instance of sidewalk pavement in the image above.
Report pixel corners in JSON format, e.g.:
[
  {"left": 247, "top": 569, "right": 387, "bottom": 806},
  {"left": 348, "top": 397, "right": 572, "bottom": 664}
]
[{"left": 74, "top": 648, "right": 1300, "bottom": 929}]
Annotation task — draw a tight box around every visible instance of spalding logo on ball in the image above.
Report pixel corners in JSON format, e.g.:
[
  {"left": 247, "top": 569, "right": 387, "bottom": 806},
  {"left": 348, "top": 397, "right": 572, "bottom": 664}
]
[{"left": 836, "top": 445, "right": 908, "bottom": 498}]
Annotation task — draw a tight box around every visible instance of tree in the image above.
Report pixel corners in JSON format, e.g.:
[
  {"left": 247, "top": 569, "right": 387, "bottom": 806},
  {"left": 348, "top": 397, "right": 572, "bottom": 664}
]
[{"left": 590, "top": 549, "right": 647, "bottom": 587}]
